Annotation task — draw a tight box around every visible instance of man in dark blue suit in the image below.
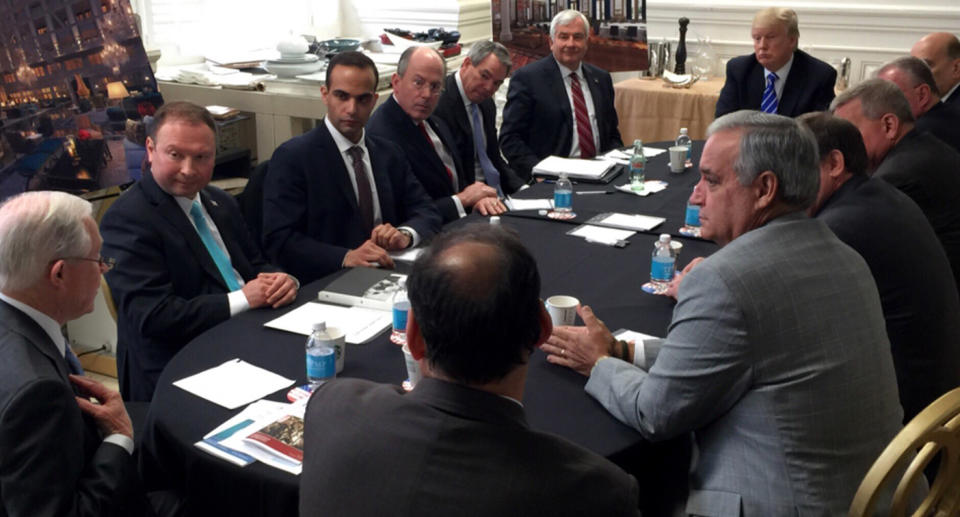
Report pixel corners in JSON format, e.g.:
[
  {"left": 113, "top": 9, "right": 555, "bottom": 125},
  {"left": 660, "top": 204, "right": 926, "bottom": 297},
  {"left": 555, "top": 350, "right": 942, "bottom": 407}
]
[
  {"left": 911, "top": 32, "right": 960, "bottom": 109},
  {"left": 499, "top": 9, "right": 622, "bottom": 180},
  {"left": 101, "top": 102, "right": 299, "bottom": 402},
  {"left": 368, "top": 47, "right": 505, "bottom": 223},
  {"left": 800, "top": 112, "right": 960, "bottom": 423},
  {"left": 715, "top": 8, "right": 836, "bottom": 118},
  {"left": 432, "top": 41, "right": 527, "bottom": 198},
  {"left": 878, "top": 56, "right": 960, "bottom": 153},
  {"left": 263, "top": 52, "right": 440, "bottom": 282}
]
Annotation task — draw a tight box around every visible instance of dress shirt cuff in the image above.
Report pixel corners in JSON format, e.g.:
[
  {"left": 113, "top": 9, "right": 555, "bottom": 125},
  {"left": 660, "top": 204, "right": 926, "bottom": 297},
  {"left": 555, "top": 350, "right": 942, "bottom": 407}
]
[
  {"left": 288, "top": 274, "right": 300, "bottom": 290},
  {"left": 451, "top": 195, "right": 467, "bottom": 218},
  {"left": 634, "top": 338, "right": 662, "bottom": 370},
  {"left": 103, "top": 433, "right": 134, "bottom": 455},
  {"left": 398, "top": 226, "right": 420, "bottom": 248},
  {"left": 228, "top": 290, "right": 250, "bottom": 317},
  {"left": 632, "top": 340, "right": 647, "bottom": 368},
  {"left": 516, "top": 184, "right": 530, "bottom": 192}
]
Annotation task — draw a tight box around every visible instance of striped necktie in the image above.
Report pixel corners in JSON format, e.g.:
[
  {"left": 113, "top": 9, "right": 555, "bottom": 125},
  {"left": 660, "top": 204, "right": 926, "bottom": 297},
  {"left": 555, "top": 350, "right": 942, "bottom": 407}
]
[
  {"left": 570, "top": 72, "right": 596, "bottom": 159},
  {"left": 761, "top": 72, "right": 779, "bottom": 114}
]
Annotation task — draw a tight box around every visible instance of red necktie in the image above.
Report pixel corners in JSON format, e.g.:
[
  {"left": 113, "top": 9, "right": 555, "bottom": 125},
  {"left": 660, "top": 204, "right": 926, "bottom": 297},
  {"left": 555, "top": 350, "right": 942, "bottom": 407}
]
[
  {"left": 570, "top": 72, "right": 596, "bottom": 159},
  {"left": 347, "top": 146, "right": 374, "bottom": 235},
  {"left": 418, "top": 121, "right": 455, "bottom": 186}
]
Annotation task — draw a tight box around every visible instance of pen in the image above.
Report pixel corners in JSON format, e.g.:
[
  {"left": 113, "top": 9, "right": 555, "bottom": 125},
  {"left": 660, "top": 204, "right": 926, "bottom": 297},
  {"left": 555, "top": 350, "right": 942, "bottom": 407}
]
[{"left": 576, "top": 190, "right": 613, "bottom": 195}]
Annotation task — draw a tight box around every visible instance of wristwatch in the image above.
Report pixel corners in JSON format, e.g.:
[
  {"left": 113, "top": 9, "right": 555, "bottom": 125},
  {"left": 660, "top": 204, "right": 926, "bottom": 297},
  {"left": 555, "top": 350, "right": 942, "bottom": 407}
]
[{"left": 398, "top": 228, "right": 413, "bottom": 248}]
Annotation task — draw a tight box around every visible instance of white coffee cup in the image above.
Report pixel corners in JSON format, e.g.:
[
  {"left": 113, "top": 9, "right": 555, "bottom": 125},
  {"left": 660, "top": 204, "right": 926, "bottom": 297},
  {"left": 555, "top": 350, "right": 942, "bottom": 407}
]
[
  {"left": 545, "top": 295, "right": 579, "bottom": 326},
  {"left": 669, "top": 146, "right": 687, "bottom": 173},
  {"left": 401, "top": 343, "right": 422, "bottom": 389},
  {"left": 321, "top": 326, "right": 347, "bottom": 374}
]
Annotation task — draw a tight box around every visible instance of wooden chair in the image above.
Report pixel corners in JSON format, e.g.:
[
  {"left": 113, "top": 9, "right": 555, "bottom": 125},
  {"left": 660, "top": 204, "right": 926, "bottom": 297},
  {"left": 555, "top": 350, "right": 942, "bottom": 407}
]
[{"left": 849, "top": 387, "right": 960, "bottom": 516}]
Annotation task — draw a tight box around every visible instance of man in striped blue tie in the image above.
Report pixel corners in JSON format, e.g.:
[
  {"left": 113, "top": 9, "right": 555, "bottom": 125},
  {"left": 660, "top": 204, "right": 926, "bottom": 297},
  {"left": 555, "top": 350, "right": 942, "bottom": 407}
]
[
  {"left": 715, "top": 7, "right": 837, "bottom": 118},
  {"left": 101, "top": 102, "right": 299, "bottom": 402}
]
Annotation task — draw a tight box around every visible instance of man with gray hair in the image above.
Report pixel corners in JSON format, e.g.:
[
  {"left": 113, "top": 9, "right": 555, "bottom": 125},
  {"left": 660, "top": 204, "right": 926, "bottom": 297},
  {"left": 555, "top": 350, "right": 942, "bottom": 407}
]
[
  {"left": 0, "top": 191, "right": 149, "bottom": 516},
  {"left": 715, "top": 7, "right": 836, "bottom": 117},
  {"left": 500, "top": 9, "right": 621, "bottom": 179},
  {"left": 877, "top": 56, "right": 960, "bottom": 153},
  {"left": 433, "top": 41, "right": 527, "bottom": 196},
  {"left": 832, "top": 78, "right": 960, "bottom": 292},
  {"left": 368, "top": 46, "right": 504, "bottom": 222},
  {"left": 542, "top": 111, "right": 903, "bottom": 514}
]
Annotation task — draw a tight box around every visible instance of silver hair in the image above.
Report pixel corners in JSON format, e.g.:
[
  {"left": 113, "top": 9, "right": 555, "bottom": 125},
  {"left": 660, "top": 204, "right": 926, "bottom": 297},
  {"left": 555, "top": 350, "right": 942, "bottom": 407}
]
[
  {"left": 0, "top": 191, "right": 93, "bottom": 291},
  {"left": 397, "top": 46, "right": 447, "bottom": 78},
  {"left": 466, "top": 40, "right": 513, "bottom": 76},
  {"left": 877, "top": 56, "right": 941, "bottom": 97},
  {"left": 550, "top": 9, "right": 589, "bottom": 39},
  {"left": 706, "top": 110, "right": 820, "bottom": 209},
  {"left": 830, "top": 78, "right": 916, "bottom": 123}
]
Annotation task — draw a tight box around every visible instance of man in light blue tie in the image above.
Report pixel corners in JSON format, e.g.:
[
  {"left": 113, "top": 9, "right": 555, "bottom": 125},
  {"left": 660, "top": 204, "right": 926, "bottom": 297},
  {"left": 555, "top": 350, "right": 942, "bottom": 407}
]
[
  {"left": 715, "top": 7, "right": 836, "bottom": 118},
  {"left": 101, "top": 101, "right": 298, "bottom": 402},
  {"left": 434, "top": 41, "right": 528, "bottom": 201}
]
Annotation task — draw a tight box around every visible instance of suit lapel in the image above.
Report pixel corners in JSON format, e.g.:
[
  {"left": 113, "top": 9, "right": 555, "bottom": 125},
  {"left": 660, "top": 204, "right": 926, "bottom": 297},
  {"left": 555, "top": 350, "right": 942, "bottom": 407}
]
[
  {"left": 777, "top": 51, "right": 802, "bottom": 116},
  {"left": 141, "top": 170, "right": 229, "bottom": 290},
  {"left": 428, "top": 117, "right": 467, "bottom": 190},
  {"left": 748, "top": 59, "right": 766, "bottom": 110},
  {"left": 365, "top": 137, "right": 395, "bottom": 223},
  {"left": 316, "top": 124, "right": 362, "bottom": 216},
  {"left": 201, "top": 191, "right": 251, "bottom": 282},
  {"left": 0, "top": 301, "right": 71, "bottom": 384}
]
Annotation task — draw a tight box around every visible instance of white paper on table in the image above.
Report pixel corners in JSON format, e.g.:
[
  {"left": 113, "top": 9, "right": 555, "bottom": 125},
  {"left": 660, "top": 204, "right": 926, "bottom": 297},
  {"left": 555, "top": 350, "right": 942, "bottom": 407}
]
[
  {"left": 390, "top": 247, "right": 423, "bottom": 263},
  {"left": 505, "top": 198, "right": 553, "bottom": 211},
  {"left": 603, "top": 147, "right": 667, "bottom": 162},
  {"left": 173, "top": 359, "right": 295, "bottom": 410},
  {"left": 568, "top": 224, "right": 635, "bottom": 245},
  {"left": 532, "top": 156, "right": 617, "bottom": 179},
  {"left": 613, "top": 329, "right": 661, "bottom": 366},
  {"left": 216, "top": 400, "right": 305, "bottom": 475},
  {"left": 615, "top": 180, "right": 668, "bottom": 197},
  {"left": 264, "top": 302, "right": 391, "bottom": 344},
  {"left": 599, "top": 213, "right": 666, "bottom": 232}
]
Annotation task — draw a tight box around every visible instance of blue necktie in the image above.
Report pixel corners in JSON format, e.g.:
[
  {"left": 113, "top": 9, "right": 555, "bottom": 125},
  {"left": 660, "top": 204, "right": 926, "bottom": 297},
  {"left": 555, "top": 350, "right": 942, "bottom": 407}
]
[
  {"left": 189, "top": 201, "right": 241, "bottom": 291},
  {"left": 64, "top": 345, "right": 84, "bottom": 376},
  {"left": 761, "top": 72, "right": 778, "bottom": 114},
  {"left": 469, "top": 103, "right": 502, "bottom": 196}
]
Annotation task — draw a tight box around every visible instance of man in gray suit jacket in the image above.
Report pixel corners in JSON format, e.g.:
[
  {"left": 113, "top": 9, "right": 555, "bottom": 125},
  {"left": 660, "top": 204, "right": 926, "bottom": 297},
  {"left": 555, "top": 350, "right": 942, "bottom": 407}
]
[
  {"left": 0, "top": 191, "right": 148, "bottom": 516},
  {"left": 543, "top": 112, "right": 905, "bottom": 515}
]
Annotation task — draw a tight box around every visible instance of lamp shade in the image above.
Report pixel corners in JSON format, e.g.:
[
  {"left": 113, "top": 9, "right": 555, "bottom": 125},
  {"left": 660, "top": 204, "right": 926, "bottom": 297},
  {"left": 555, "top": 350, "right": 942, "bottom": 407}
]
[{"left": 106, "top": 81, "right": 129, "bottom": 100}]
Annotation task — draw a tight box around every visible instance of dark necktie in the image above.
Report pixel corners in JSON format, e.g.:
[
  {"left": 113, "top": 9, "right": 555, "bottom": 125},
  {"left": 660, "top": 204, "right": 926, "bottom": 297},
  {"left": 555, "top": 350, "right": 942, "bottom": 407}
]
[
  {"left": 65, "top": 345, "right": 84, "bottom": 376},
  {"left": 469, "top": 103, "right": 502, "bottom": 196},
  {"left": 347, "top": 145, "right": 374, "bottom": 235},
  {"left": 418, "top": 121, "right": 455, "bottom": 186},
  {"left": 761, "top": 72, "right": 779, "bottom": 113},
  {"left": 570, "top": 72, "right": 596, "bottom": 159}
]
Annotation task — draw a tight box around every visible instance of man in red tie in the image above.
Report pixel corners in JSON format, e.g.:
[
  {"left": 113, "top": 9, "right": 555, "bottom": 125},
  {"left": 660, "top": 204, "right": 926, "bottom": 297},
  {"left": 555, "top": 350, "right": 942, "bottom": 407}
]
[
  {"left": 499, "top": 9, "right": 622, "bottom": 180},
  {"left": 368, "top": 47, "right": 505, "bottom": 223}
]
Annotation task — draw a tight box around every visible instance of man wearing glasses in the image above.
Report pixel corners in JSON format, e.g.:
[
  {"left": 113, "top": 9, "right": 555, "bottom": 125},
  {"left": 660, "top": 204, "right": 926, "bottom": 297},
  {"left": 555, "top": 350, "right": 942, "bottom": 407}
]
[
  {"left": 101, "top": 101, "right": 298, "bottom": 402},
  {"left": 368, "top": 46, "right": 505, "bottom": 222},
  {"left": 0, "top": 191, "right": 151, "bottom": 515}
]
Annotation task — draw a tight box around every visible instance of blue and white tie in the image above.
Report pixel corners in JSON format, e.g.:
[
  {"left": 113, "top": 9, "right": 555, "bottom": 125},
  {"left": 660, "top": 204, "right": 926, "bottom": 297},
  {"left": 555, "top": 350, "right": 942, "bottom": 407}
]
[
  {"left": 190, "top": 201, "right": 241, "bottom": 291},
  {"left": 469, "top": 103, "right": 502, "bottom": 196},
  {"left": 761, "top": 72, "right": 778, "bottom": 114}
]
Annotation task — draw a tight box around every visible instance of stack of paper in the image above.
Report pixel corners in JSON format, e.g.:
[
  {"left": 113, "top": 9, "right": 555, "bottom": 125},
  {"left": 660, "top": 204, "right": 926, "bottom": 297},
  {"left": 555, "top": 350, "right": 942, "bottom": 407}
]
[
  {"left": 532, "top": 156, "right": 617, "bottom": 180},
  {"left": 264, "top": 302, "right": 391, "bottom": 344},
  {"left": 196, "top": 399, "right": 307, "bottom": 475}
]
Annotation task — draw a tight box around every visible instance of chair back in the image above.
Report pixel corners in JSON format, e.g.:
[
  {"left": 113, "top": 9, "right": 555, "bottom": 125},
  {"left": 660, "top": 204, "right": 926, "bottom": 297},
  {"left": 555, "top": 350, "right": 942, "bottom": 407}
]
[
  {"left": 238, "top": 159, "right": 269, "bottom": 247},
  {"left": 849, "top": 386, "right": 960, "bottom": 516}
]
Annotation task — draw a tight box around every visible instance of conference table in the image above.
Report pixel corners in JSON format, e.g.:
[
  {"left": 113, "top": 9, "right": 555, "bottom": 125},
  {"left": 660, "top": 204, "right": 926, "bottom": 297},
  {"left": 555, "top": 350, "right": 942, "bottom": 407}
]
[
  {"left": 615, "top": 77, "right": 724, "bottom": 143},
  {"left": 139, "top": 142, "right": 714, "bottom": 516}
]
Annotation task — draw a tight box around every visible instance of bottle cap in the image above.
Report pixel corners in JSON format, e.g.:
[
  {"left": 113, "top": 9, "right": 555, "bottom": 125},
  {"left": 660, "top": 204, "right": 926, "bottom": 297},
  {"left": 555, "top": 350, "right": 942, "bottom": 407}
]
[
  {"left": 659, "top": 233, "right": 671, "bottom": 242},
  {"left": 312, "top": 321, "right": 326, "bottom": 332},
  {"left": 680, "top": 127, "right": 688, "bottom": 134}
]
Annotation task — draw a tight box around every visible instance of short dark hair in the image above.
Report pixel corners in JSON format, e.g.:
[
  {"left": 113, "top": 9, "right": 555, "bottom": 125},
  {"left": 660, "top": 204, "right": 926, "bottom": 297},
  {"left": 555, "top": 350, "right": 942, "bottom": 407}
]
[
  {"left": 149, "top": 101, "right": 215, "bottom": 140},
  {"left": 798, "top": 112, "right": 870, "bottom": 177},
  {"left": 408, "top": 225, "right": 542, "bottom": 384},
  {"left": 325, "top": 51, "right": 379, "bottom": 92}
]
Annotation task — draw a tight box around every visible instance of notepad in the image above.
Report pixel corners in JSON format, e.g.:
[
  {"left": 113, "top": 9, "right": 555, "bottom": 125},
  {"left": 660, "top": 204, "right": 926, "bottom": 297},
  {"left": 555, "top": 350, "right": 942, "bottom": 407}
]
[{"left": 173, "top": 359, "right": 295, "bottom": 410}]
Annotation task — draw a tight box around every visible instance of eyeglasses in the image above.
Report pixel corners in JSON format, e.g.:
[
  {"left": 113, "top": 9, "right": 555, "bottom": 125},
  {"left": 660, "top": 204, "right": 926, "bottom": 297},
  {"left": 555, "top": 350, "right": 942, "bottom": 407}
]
[
  {"left": 410, "top": 76, "right": 443, "bottom": 96},
  {"left": 56, "top": 256, "right": 116, "bottom": 271}
]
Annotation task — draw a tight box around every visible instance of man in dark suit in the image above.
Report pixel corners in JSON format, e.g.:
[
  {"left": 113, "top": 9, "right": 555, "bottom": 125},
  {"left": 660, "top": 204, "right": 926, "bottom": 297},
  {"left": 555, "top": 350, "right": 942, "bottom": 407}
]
[
  {"left": 367, "top": 47, "right": 504, "bottom": 223},
  {"left": 101, "top": 102, "right": 298, "bottom": 402},
  {"left": 878, "top": 56, "right": 960, "bottom": 153},
  {"left": 433, "top": 41, "right": 527, "bottom": 197},
  {"left": 0, "top": 191, "right": 147, "bottom": 516},
  {"left": 300, "top": 225, "right": 639, "bottom": 517},
  {"left": 833, "top": 79, "right": 960, "bottom": 298},
  {"left": 263, "top": 51, "right": 441, "bottom": 282},
  {"left": 911, "top": 32, "right": 960, "bottom": 108},
  {"left": 499, "top": 9, "right": 622, "bottom": 180},
  {"left": 715, "top": 8, "right": 836, "bottom": 118},
  {"left": 800, "top": 112, "right": 960, "bottom": 422}
]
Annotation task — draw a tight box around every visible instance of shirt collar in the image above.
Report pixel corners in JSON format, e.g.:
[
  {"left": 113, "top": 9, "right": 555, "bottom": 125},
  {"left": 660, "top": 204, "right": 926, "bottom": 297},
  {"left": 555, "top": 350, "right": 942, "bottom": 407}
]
[
  {"left": 766, "top": 52, "right": 794, "bottom": 80},
  {"left": 174, "top": 193, "right": 201, "bottom": 214},
  {"left": 943, "top": 82, "right": 960, "bottom": 102},
  {"left": 324, "top": 116, "right": 368, "bottom": 155},
  {"left": 556, "top": 60, "right": 584, "bottom": 80},
  {"left": 454, "top": 70, "right": 471, "bottom": 109},
  {"left": 0, "top": 292, "right": 66, "bottom": 357}
]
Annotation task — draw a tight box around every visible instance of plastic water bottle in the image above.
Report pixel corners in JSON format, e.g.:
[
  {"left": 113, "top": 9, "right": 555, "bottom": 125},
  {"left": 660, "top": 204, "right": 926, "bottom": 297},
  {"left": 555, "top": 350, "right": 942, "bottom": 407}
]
[
  {"left": 629, "top": 139, "right": 646, "bottom": 191},
  {"left": 650, "top": 234, "right": 677, "bottom": 286},
  {"left": 391, "top": 287, "right": 410, "bottom": 345},
  {"left": 554, "top": 172, "right": 573, "bottom": 213},
  {"left": 306, "top": 322, "right": 336, "bottom": 387},
  {"left": 675, "top": 128, "right": 692, "bottom": 168}
]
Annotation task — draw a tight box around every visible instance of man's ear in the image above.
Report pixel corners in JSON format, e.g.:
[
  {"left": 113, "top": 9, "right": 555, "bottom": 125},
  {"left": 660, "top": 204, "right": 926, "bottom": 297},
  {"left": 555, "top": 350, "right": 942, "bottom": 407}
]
[
  {"left": 535, "top": 304, "right": 553, "bottom": 347},
  {"left": 47, "top": 259, "right": 67, "bottom": 288},
  {"left": 879, "top": 113, "right": 901, "bottom": 141},
  {"left": 406, "top": 309, "right": 426, "bottom": 360},
  {"left": 753, "top": 170, "right": 780, "bottom": 210}
]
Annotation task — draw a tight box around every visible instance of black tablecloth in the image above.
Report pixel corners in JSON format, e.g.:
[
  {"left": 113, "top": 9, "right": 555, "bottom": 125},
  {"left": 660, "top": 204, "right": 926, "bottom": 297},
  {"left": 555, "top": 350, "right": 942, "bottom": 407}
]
[{"left": 141, "top": 148, "right": 716, "bottom": 517}]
